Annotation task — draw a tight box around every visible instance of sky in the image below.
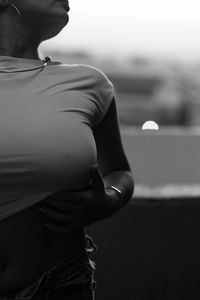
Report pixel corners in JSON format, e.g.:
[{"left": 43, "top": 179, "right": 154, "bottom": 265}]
[{"left": 40, "top": 0, "right": 200, "bottom": 63}]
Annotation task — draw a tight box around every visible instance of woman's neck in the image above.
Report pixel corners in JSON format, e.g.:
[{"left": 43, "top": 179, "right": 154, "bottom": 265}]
[
  {"left": 0, "top": 12, "right": 40, "bottom": 60},
  {"left": 0, "top": 46, "right": 40, "bottom": 60}
]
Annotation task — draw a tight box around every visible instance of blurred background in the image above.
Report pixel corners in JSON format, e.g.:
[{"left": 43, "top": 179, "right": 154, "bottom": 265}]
[{"left": 39, "top": 0, "right": 200, "bottom": 128}]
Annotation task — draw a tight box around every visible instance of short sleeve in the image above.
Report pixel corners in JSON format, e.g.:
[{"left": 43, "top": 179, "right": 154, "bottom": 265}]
[{"left": 83, "top": 66, "right": 115, "bottom": 127}]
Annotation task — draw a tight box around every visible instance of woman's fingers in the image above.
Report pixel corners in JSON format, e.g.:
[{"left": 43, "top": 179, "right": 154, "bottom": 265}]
[
  {"left": 90, "top": 164, "right": 104, "bottom": 190},
  {"left": 43, "top": 193, "right": 83, "bottom": 206},
  {"left": 41, "top": 198, "right": 78, "bottom": 211},
  {"left": 44, "top": 222, "right": 79, "bottom": 233},
  {"left": 46, "top": 192, "right": 75, "bottom": 202},
  {"left": 44, "top": 223, "right": 67, "bottom": 232},
  {"left": 38, "top": 205, "right": 81, "bottom": 232},
  {"left": 38, "top": 207, "right": 73, "bottom": 224},
  {"left": 38, "top": 164, "right": 105, "bottom": 232}
]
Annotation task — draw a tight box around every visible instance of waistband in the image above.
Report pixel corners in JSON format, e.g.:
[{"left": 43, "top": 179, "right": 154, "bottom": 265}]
[
  {"left": 40, "top": 233, "right": 98, "bottom": 275},
  {"left": 0, "top": 234, "right": 98, "bottom": 299}
]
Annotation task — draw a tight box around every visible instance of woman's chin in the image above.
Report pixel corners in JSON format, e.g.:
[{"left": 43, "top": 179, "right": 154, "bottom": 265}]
[{"left": 48, "top": 8, "right": 69, "bottom": 31}]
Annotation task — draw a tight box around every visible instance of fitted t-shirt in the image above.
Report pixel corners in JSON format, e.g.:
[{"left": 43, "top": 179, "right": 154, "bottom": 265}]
[{"left": 0, "top": 56, "right": 115, "bottom": 221}]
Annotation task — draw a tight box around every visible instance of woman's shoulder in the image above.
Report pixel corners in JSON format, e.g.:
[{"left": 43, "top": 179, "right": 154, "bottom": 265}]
[
  {"left": 81, "top": 64, "right": 114, "bottom": 89},
  {"left": 49, "top": 62, "right": 115, "bottom": 125},
  {"left": 52, "top": 62, "right": 114, "bottom": 88},
  {"left": 74, "top": 64, "right": 111, "bottom": 81}
]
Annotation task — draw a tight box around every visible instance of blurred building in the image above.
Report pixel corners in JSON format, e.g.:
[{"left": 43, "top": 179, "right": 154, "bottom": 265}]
[
  {"left": 106, "top": 64, "right": 188, "bottom": 127},
  {"left": 42, "top": 49, "right": 197, "bottom": 127},
  {"left": 182, "top": 67, "right": 200, "bottom": 127}
]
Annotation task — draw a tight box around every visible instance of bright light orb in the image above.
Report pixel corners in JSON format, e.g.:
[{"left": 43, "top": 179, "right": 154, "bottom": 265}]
[{"left": 142, "top": 120, "right": 159, "bottom": 130}]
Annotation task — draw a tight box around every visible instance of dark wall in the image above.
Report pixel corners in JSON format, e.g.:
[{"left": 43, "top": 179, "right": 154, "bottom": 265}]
[{"left": 86, "top": 197, "right": 200, "bottom": 300}]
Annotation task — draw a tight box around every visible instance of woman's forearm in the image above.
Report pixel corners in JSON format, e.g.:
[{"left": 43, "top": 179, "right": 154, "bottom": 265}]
[
  {"left": 103, "top": 169, "right": 134, "bottom": 214},
  {"left": 84, "top": 169, "right": 134, "bottom": 227}
]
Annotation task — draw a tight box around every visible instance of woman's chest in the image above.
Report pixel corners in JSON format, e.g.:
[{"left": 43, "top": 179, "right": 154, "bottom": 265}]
[{"left": 0, "top": 98, "right": 97, "bottom": 192}]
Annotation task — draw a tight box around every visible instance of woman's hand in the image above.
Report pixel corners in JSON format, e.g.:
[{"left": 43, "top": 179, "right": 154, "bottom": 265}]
[{"left": 38, "top": 164, "right": 111, "bottom": 232}]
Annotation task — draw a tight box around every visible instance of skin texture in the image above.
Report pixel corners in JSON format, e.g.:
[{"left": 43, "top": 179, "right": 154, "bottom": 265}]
[{"left": 0, "top": 0, "right": 69, "bottom": 58}]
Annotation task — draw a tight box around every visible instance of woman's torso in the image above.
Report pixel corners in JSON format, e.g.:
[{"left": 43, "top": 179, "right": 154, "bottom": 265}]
[
  {"left": 0, "top": 200, "right": 86, "bottom": 293},
  {"left": 0, "top": 61, "right": 101, "bottom": 292}
]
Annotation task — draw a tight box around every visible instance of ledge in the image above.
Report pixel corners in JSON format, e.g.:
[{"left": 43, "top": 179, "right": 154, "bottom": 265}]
[{"left": 131, "top": 184, "right": 200, "bottom": 201}]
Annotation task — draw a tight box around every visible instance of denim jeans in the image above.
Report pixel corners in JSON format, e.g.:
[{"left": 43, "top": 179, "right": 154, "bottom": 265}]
[{"left": 0, "top": 234, "right": 97, "bottom": 300}]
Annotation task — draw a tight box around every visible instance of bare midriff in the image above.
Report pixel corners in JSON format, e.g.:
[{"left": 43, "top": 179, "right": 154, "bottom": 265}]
[{"left": 0, "top": 199, "right": 86, "bottom": 293}]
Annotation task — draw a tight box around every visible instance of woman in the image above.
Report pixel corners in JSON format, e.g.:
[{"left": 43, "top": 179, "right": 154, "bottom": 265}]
[{"left": 0, "top": 0, "right": 134, "bottom": 299}]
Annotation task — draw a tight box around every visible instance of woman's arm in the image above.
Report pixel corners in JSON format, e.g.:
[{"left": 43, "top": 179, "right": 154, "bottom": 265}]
[
  {"left": 81, "top": 168, "right": 134, "bottom": 227},
  {"left": 81, "top": 95, "right": 134, "bottom": 226},
  {"left": 93, "top": 96, "right": 134, "bottom": 211}
]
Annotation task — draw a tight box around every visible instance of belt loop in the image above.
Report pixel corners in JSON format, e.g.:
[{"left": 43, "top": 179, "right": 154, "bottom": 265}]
[{"left": 85, "top": 234, "right": 98, "bottom": 254}]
